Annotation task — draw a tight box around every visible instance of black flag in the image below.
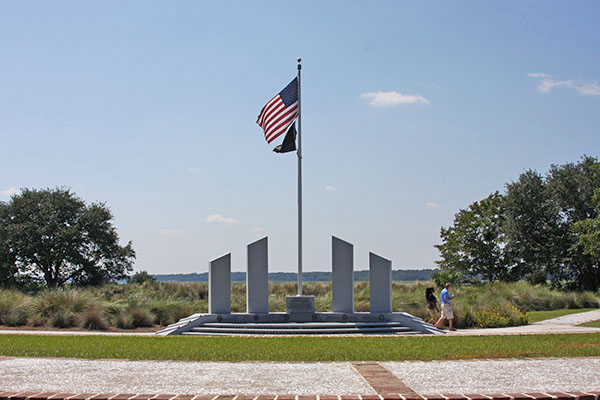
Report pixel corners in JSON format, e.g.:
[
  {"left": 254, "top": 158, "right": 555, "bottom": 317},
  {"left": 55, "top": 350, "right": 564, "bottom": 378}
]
[{"left": 273, "top": 122, "right": 297, "bottom": 153}]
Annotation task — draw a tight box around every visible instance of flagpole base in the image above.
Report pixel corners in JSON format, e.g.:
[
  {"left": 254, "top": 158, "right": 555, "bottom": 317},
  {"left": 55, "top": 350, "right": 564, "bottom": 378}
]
[{"left": 286, "top": 295, "right": 315, "bottom": 314}]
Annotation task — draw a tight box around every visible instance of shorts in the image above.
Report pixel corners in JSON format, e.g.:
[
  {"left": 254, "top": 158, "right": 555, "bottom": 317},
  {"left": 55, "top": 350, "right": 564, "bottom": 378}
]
[
  {"left": 427, "top": 308, "right": 437, "bottom": 320},
  {"left": 441, "top": 303, "right": 454, "bottom": 320}
]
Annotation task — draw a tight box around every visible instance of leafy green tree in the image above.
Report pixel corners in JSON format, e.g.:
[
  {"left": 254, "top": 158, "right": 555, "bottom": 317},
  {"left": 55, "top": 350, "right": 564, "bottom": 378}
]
[
  {"left": 546, "top": 156, "right": 600, "bottom": 289},
  {"left": 504, "top": 156, "right": 600, "bottom": 290},
  {"left": 504, "top": 169, "right": 559, "bottom": 284},
  {"left": 0, "top": 188, "right": 135, "bottom": 288},
  {"left": 435, "top": 192, "right": 511, "bottom": 282},
  {"left": 572, "top": 163, "right": 600, "bottom": 286},
  {"left": 0, "top": 202, "right": 19, "bottom": 287},
  {"left": 574, "top": 186, "right": 600, "bottom": 257}
]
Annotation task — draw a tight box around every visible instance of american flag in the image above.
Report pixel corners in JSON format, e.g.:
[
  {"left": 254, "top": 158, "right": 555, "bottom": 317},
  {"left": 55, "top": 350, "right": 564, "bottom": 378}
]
[{"left": 256, "top": 78, "right": 298, "bottom": 144}]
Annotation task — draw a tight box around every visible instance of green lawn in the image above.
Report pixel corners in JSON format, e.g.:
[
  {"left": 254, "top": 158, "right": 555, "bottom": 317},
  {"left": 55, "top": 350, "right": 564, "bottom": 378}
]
[
  {"left": 526, "top": 308, "right": 597, "bottom": 323},
  {"left": 0, "top": 333, "right": 599, "bottom": 361},
  {"left": 578, "top": 320, "right": 600, "bottom": 328}
]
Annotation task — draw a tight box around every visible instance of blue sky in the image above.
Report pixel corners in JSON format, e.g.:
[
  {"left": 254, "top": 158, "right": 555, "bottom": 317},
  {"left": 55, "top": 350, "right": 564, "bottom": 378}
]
[{"left": 1, "top": 2, "right": 599, "bottom": 274}]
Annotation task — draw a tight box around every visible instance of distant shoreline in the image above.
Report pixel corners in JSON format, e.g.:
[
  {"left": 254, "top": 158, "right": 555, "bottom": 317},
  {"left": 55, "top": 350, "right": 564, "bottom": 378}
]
[{"left": 153, "top": 269, "right": 437, "bottom": 283}]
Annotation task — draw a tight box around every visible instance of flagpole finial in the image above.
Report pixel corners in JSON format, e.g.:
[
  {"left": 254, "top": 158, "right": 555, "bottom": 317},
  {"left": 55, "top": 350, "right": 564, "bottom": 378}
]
[{"left": 297, "top": 57, "right": 301, "bottom": 63}]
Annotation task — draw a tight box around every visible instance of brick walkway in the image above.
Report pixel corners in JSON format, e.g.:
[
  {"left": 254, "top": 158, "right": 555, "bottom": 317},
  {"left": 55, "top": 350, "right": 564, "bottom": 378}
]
[
  {"left": 2, "top": 390, "right": 600, "bottom": 400},
  {"left": 351, "top": 363, "right": 419, "bottom": 396}
]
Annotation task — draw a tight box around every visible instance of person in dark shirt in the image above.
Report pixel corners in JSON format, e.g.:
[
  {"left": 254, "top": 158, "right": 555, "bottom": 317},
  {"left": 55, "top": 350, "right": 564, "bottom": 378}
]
[{"left": 425, "top": 287, "right": 439, "bottom": 324}]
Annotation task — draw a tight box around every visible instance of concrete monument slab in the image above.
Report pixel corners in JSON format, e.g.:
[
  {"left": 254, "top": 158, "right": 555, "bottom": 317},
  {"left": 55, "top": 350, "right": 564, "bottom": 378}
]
[
  {"left": 369, "top": 252, "right": 392, "bottom": 313},
  {"left": 209, "top": 253, "right": 231, "bottom": 314},
  {"left": 247, "top": 237, "right": 269, "bottom": 314},
  {"left": 332, "top": 236, "right": 353, "bottom": 313}
]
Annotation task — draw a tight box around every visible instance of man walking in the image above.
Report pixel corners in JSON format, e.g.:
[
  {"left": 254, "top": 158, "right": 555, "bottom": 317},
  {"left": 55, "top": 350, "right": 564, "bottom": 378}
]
[{"left": 435, "top": 282, "right": 456, "bottom": 331}]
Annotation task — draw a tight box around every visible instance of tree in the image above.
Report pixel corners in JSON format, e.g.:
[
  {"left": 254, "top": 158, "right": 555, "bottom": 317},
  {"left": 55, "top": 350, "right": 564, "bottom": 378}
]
[
  {"left": 504, "top": 156, "right": 600, "bottom": 290},
  {"left": 0, "top": 188, "right": 135, "bottom": 288},
  {"left": 574, "top": 190, "right": 600, "bottom": 254},
  {"left": 572, "top": 162, "right": 600, "bottom": 287},
  {"left": 0, "top": 202, "right": 19, "bottom": 288},
  {"left": 545, "top": 156, "right": 600, "bottom": 290},
  {"left": 504, "top": 169, "right": 560, "bottom": 284},
  {"left": 129, "top": 270, "right": 156, "bottom": 284},
  {"left": 435, "top": 192, "right": 511, "bottom": 282},
  {"left": 436, "top": 156, "right": 600, "bottom": 290}
]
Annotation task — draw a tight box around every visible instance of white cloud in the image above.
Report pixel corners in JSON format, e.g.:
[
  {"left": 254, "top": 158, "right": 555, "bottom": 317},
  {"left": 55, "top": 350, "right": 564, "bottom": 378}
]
[
  {"left": 360, "top": 90, "right": 429, "bottom": 107},
  {"left": 252, "top": 226, "right": 266, "bottom": 232},
  {"left": 160, "top": 229, "right": 185, "bottom": 237},
  {"left": 1, "top": 187, "right": 19, "bottom": 196},
  {"left": 325, "top": 185, "right": 336, "bottom": 192},
  {"left": 188, "top": 167, "right": 202, "bottom": 173},
  {"left": 529, "top": 73, "right": 600, "bottom": 96},
  {"left": 206, "top": 214, "right": 239, "bottom": 225},
  {"left": 578, "top": 81, "right": 600, "bottom": 96},
  {"left": 537, "top": 79, "right": 574, "bottom": 93},
  {"left": 425, "top": 201, "right": 441, "bottom": 209},
  {"left": 527, "top": 72, "right": 552, "bottom": 78}
]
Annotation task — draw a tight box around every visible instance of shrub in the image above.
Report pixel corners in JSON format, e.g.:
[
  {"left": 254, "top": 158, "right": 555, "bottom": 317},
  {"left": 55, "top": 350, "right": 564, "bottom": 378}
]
[
  {"left": 78, "top": 307, "right": 109, "bottom": 330},
  {"left": 0, "top": 291, "right": 29, "bottom": 325},
  {"left": 149, "top": 300, "right": 195, "bottom": 326},
  {"left": 32, "top": 289, "right": 96, "bottom": 317},
  {"left": 29, "top": 313, "right": 46, "bottom": 327},
  {"left": 50, "top": 309, "right": 77, "bottom": 328},
  {"left": 129, "top": 307, "right": 155, "bottom": 328},
  {"left": 303, "top": 282, "right": 330, "bottom": 297},
  {"left": 3, "top": 305, "right": 30, "bottom": 326},
  {"left": 114, "top": 310, "right": 133, "bottom": 329}
]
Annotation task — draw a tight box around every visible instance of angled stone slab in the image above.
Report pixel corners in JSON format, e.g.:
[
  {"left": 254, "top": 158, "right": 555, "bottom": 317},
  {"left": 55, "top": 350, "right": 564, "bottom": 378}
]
[
  {"left": 247, "top": 236, "right": 269, "bottom": 313},
  {"left": 332, "top": 236, "right": 354, "bottom": 313},
  {"left": 369, "top": 252, "right": 392, "bottom": 313},
  {"left": 209, "top": 253, "right": 231, "bottom": 314}
]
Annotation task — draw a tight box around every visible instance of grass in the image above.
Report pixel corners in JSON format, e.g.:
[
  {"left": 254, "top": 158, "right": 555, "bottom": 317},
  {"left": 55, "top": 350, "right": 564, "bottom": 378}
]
[
  {"left": 0, "top": 333, "right": 599, "bottom": 361},
  {"left": 578, "top": 320, "right": 600, "bottom": 328},
  {"left": 527, "top": 308, "right": 598, "bottom": 323},
  {"left": 1, "top": 281, "right": 598, "bottom": 330}
]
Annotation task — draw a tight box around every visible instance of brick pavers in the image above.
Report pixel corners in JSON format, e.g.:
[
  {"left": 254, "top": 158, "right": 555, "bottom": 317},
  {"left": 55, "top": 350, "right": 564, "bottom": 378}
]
[
  {"left": 463, "top": 395, "right": 492, "bottom": 400},
  {"left": 0, "top": 393, "right": 598, "bottom": 400},
  {"left": 352, "top": 362, "right": 419, "bottom": 396}
]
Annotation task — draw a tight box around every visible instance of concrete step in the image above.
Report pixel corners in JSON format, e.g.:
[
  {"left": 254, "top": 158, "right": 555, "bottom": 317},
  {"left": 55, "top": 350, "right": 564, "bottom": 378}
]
[
  {"left": 184, "top": 328, "right": 419, "bottom": 335},
  {"left": 184, "top": 322, "right": 419, "bottom": 335},
  {"left": 184, "top": 331, "right": 420, "bottom": 336},
  {"left": 197, "top": 321, "right": 409, "bottom": 329}
]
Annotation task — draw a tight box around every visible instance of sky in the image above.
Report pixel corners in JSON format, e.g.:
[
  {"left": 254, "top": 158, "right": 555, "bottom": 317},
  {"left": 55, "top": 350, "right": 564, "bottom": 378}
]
[{"left": 1, "top": 2, "right": 599, "bottom": 275}]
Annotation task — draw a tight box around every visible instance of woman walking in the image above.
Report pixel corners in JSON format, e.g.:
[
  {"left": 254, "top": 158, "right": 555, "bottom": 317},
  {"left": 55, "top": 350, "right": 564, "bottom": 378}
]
[{"left": 425, "top": 287, "right": 439, "bottom": 324}]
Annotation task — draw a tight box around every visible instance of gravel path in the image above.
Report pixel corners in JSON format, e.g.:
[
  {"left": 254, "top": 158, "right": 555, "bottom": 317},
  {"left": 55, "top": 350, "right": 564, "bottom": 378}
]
[
  {"left": 383, "top": 357, "right": 600, "bottom": 395},
  {"left": 2, "top": 357, "right": 600, "bottom": 395},
  {"left": 0, "top": 358, "right": 374, "bottom": 395}
]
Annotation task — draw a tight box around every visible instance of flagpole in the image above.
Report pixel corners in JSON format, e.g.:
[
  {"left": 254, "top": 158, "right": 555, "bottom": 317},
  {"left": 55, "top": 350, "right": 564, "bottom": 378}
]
[{"left": 296, "top": 57, "right": 303, "bottom": 296}]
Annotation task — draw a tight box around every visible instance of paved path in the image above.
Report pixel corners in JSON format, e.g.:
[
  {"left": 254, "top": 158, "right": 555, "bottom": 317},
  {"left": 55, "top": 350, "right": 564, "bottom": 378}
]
[{"left": 447, "top": 309, "right": 600, "bottom": 336}]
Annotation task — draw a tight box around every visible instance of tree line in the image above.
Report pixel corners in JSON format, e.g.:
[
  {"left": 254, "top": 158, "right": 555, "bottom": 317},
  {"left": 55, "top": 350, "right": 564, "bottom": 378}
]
[{"left": 435, "top": 155, "right": 600, "bottom": 291}]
